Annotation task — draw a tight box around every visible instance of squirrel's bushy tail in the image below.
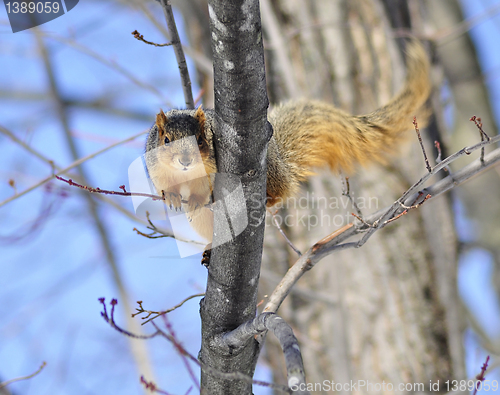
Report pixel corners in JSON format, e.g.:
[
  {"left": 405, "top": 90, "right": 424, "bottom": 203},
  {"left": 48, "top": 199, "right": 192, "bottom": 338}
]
[{"left": 266, "top": 41, "right": 431, "bottom": 204}]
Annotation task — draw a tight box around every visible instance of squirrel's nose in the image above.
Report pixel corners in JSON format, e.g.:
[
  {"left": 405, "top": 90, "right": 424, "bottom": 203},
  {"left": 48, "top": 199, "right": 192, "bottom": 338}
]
[{"left": 179, "top": 158, "right": 193, "bottom": 167}]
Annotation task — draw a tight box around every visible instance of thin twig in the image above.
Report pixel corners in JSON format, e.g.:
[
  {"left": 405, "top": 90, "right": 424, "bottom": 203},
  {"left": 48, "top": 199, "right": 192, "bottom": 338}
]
[
  {"left": 132, "top": 30, "right": 172, "bottom": 47},
  {"left": 133, "top": 211, "right": 174, "bottom": 239},
  {"left": 0, "top": 362, "right": 47, "bottom": 389},
  {"left": 341, "top": 175, "right": 363, "bottom": 217},
  {"left": 0, "top": 125, "right": 57, "bottom": 168},
  {"left": 385, "top": 193, "right": 431, "bottom": 224},
  {"left": 140, "top": 376, "right": 172, "bottom": 395},
  {"left": 152, "top": 321, "right": 290, "bottom": 393},
  {"left": 351, "top": 212, "right": 374, "bottom": 228},
  {"left": 414, "top": 116, "right": 431, "bottom": 172},
  {"left": 132, "top": 294, "right": 205, "bottom": 326},
  {"left": 133, "top": 228, "right": 169, "bottom": 239},
  {"left": 470, "top": 115, "right": 490, "bottom": 164},
  {"left": 434, "top": 140, "right": 450, "bottom": 172},
  {"left": 268, "top": 208, "right": 302, "bottom": 256},
  {"left": 55, "top": 175, "right": 164, "bottom": 201},
  {"left": 132, "top": 0, "right": 213, "bottom": 77},
  {"left": 162, "top": 316, "right": 200, "bottom": 391},
  {"left": 469, "top": 116, "right": 490, "bottom": 141},
  {"left": 55, "top": 176, "right": 213, "bottom": 210},
  {"left": 473, "top": 355, "right": 490, "bottom": 395}
]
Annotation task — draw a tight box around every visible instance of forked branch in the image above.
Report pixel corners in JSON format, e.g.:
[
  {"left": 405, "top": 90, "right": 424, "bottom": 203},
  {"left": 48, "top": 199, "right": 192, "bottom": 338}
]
[{"left": 219, "top": 313, "right": 309, "bottom": 395}]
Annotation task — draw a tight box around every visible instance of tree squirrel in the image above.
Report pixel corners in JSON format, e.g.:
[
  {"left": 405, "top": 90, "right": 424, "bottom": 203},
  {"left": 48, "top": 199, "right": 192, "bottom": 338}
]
[{"left": 145, "top": 41, "right": 431, "bottom": 242}]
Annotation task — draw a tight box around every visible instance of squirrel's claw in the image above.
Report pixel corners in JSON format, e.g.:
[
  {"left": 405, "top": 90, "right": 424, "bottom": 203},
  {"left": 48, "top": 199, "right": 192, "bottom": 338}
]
[
  {"left": 163, "top": 192, "right": 182, "bottom": 212},
  {"left": 186, "top": 197, "right": 205, "bottom": 222}
]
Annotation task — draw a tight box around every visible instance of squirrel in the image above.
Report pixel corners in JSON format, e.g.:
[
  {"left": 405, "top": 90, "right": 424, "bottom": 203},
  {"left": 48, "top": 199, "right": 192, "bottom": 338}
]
[{"left": 145, "top": 41, "right": 431, "bottom": 243}]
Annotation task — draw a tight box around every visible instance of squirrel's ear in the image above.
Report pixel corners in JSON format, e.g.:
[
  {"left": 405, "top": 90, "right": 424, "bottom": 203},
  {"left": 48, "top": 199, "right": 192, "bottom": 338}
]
[
  {"left": 194, "top": 105, "right": 206, "bottom": 132},
  {"left": 156, "top": 109, "right": 168, "bottom": 129}
]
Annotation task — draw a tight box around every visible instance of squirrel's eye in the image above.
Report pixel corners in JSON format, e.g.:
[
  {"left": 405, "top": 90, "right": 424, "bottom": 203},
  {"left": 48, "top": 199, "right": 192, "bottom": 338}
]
[
  {"left": 164, "top": 136, "right": 170, "bottom": 144},
  {"left": 197, "top": 136, "right": 204, "bottom": 146}
]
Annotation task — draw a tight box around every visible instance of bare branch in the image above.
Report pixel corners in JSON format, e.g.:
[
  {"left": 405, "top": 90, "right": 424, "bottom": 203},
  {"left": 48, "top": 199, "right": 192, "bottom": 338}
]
[
  {"left": 129, "top": 0, "right": 213, "bottom": 77},
  {"left": 133, "top": 211, "right": 205, "bottom": 245},
  {"left": 0, "top": 125, "right": 57, "bottom": 169},
  {"left": 2, "top": 127, "right": 202, "bottom": 243},
  {"left": 55, "top": 175, "right": 164, "bottom": 201},
  {"left": 132, "top": 29, "right": 173, "bottom": 47},
  {"left": 413, "top": 116, "right": 432, "bottom": 172},
  {"left": 341, "top": 175, "right": 363, "bottom": 217},
  {"left": 132, "top": 294, "right": 205, "bottom": 326},
  {"left": 470, "top": 115, "right": 491, "bottom": 164},
  {"left": 269, "top": 208, "right": 302, "bottom": 256},
  {"left": 54, "top": 177, "right": 210, "bottom": 245},
  {"left": 384, "top": 193, "right": 431, "bottom": 225},
  {"left": 0, "top": 362, "right": 47, "bottom": 390},
  {"left": 161, "top": 316, "right": 200, "bottom": 391},
  {"left": 473, "top": 355, "right": 490, "bottom": 395},
  {"left": 434, "top": 140, "right": 450, "bottom": 172},
  {"left": 140, "top": 376, "right": 172, "bottom": 395}
]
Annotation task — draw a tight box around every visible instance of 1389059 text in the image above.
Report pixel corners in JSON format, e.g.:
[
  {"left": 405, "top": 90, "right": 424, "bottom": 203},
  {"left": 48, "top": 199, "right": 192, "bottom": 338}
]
[{"left": 5, "top": 2, "right": 60, "bottom": 14}]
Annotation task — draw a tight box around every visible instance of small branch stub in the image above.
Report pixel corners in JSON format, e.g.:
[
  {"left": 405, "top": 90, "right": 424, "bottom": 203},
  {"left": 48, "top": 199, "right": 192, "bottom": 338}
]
[{"left": 132, "top": 30, "right": 172, "bottom": 47}]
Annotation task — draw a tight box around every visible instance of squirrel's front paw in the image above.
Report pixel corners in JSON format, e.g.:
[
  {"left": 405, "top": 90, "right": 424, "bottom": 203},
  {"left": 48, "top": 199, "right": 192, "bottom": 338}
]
[
  {"left": 186, "top": 197, "right": 205, "bottom": 222},
  {"left": 163, "top": 191, "right": 182, "bottom": 212},
  {"left": 201, "top": 246, "right": 211, "bottom": 268}
]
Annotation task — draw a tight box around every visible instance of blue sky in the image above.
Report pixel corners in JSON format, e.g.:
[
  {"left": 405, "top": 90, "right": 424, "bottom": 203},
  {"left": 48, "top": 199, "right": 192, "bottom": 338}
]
[{"left": 0, "top": 0, "right": 499, "bottom": 394}]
